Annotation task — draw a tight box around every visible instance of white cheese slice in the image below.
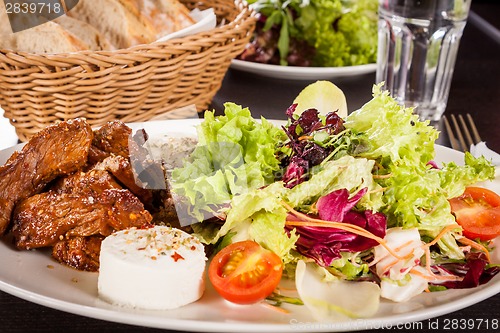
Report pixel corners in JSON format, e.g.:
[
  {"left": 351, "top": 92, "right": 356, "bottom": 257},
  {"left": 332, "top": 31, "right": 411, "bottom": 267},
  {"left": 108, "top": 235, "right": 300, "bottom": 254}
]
[{"left": 98, "top": 226, "right": 206, "bottom": 309}]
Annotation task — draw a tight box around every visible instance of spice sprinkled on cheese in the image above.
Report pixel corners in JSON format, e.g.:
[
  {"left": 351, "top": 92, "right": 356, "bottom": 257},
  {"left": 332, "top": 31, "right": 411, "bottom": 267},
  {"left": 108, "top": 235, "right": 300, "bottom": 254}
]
[{"left": 98, "top": 226, "right": 206, "bottom": 309}]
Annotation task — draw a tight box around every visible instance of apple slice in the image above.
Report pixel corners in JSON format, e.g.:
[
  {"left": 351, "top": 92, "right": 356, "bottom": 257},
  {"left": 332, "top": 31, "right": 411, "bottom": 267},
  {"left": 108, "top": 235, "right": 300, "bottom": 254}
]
[{"left": 293, "top": 80, "right": 348, "bottom": 118}]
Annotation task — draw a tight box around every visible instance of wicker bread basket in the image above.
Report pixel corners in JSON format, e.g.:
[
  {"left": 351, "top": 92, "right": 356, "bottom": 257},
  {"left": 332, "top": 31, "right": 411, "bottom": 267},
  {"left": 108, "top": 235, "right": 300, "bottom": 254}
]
[{"left": 0, "top": 0, "right": 256, "bottom": 142}]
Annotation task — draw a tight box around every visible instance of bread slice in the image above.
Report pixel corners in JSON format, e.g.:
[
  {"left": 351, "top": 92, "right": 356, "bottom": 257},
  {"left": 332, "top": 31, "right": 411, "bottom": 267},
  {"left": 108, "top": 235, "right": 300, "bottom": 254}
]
[
  {"left": 0, "top": 3, "right": 16, "bottom": 50},
  {"left": 125, "top": 0, "right": 196, "bottom": 39},
  {"left": 6, "top": 19, "right": 89, "bottom": 54},
  {"left": 16, "top": 21, "right": 89, "bottom": 54},
  {"left": 0, "top": 0, "right": 197, "bottom": 53},
  {"left": 54, "top": 15, "right": 115, "bottom": 51},
  {"left": 0, "top": 2, "right": 88, "bottom": 54},
  {"left": 67, "top": 0, "right": 156, "bottom": 49}
]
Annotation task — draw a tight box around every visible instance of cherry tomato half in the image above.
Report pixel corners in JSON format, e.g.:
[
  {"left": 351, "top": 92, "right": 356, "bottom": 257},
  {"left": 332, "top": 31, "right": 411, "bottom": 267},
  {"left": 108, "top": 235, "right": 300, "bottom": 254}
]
[
  {"left": 208, "top": 240, "right": 283, "bottom": 304},
  {"left": 449, "top": 186, "right": 500, "bottom": 241}
]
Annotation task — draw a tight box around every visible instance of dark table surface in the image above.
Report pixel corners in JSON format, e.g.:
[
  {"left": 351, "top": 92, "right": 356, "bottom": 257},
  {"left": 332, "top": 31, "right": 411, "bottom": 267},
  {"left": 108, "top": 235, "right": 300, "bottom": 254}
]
[{"left": 1, "top": 1, "right": 499, "bottom": 332}]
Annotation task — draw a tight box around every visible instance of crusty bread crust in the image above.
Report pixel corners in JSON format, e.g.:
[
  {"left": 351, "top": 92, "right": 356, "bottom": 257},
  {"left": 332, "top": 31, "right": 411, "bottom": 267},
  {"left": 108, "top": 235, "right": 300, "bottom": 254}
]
[
  {"left": 67, "top": 0, "right": 156, "bottom": 49},
  {"left": 14, "top": 20, "right": 89, "bottom": 54},
  {"left": 54, "top": 15, "right": 115, "bottom": 51},
  {"left": 0, "top": 3, "right": 16, "bottom": 50},
  {"left": 141, "top": 0, "right": 195, "bottom": 39},
  {"left": 0, "top": 0, "right": 195, "bottom": 53}
]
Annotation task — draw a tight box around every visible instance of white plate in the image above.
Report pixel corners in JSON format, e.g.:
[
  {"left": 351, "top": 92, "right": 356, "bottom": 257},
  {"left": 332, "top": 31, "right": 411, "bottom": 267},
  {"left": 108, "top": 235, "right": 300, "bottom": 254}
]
[
  {"left": 1, "top": 119, "right": 499, "bottom": 332},
  {"left": 230, "top": 59, "right": 377, "bottom": 80}
]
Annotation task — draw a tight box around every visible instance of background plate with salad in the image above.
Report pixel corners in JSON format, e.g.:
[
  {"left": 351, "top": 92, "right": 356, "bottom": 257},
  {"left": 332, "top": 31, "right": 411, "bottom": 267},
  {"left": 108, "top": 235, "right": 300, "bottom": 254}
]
[{"left": 232, "top": 0, "right": 378, "bottom": 79}]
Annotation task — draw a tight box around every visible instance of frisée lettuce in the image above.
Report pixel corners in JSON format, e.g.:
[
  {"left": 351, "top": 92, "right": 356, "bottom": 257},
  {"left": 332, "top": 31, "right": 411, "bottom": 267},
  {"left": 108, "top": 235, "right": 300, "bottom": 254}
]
[
  {"left": 170, "top": 103, "right": 286, "bottom": 224},
  {"left": 342, "top": 85, "right": 495, "bottom": 258}
]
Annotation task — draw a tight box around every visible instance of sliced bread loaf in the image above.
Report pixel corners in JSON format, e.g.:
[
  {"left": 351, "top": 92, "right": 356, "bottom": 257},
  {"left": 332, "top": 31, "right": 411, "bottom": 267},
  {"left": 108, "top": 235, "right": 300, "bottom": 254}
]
[
  {"left": 67, "top": 0, "right": 156, "bottom": 49},
  {"left": 54, "top": 15, "right": 115, "bottom": 51},
  {"left": 137, "top": 0, "right": 196, "bottom": 39},
  {"left": 15, "top": 20, "right": 89, "bottom": 54}
]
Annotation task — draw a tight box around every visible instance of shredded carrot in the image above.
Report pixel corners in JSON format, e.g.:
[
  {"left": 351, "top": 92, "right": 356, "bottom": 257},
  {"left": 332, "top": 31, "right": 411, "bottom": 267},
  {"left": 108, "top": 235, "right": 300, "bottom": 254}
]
[
  {"left": 298, "top": 135, "right": 313, "bottom": 141},
  {"left": 379, "top": 258, "right": 399, "bottom": 274},
  {"left": 456, "top": 236, "right": 491, "bottom": 262},
  {"left": 420, "top": 246, "right": 464, "bottom": 281},
  {"left": 416, "top": 224, "right": 466, "bottom": 279},
  {"left": 282, "top": 201, "right": 406, "bottom": 260},
  {"left": 285, "top": 219, "right": 375, "bottom": 238},
  {"left": 409, "top": 267, "right": 463, "bottom": 282},
  {"left": 422, "top": 224, "right": 462, "bottom": 249},
  {"left": 409, "top": 268, "right": 430, "bottom": 280},
  {"left": 374, "top": 161, "right": 385, "bottom": 170},
  {"left": 286, "top": 218, "right": 409, "bottom": 261},
  {"left": 394, "top": 240, "right": 414, "bottom": 252},
  {"left": 379, "top": 253, "right": 419, "bottom": 273},
  {"left": 376, "top": 240, "right": 420, "bottom": 273}
]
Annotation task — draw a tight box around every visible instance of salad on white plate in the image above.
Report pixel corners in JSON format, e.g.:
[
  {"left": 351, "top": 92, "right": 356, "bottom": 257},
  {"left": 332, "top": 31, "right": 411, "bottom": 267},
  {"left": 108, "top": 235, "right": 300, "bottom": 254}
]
[
  {"left": 237, "top": 0, "right": 378, "bottom": 67},
  {"left": 169, "top": 81, "right": 500, "bottom": 321}
]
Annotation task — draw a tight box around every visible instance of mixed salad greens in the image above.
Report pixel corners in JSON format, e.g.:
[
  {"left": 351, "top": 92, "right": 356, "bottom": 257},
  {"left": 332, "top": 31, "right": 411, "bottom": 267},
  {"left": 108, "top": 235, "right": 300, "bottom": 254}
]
[
  {"left": 237, "top": 0, "right": 378, "bottom": 66},
  {"left": 170, "top": 82, "right": 499, "bottom": 319}
]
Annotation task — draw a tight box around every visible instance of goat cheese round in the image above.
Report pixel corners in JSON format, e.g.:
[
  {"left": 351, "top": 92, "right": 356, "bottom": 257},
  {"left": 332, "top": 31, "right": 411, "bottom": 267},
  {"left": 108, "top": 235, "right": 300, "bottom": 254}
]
[{"left": 98, "top": 226, "right": 206, "bottom": 309}]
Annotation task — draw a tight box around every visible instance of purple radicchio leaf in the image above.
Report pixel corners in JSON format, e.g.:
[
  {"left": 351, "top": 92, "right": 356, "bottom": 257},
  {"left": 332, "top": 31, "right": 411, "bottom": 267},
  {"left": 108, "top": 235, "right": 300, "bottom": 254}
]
[
  {"left": 427, "top": 160, "right": 439, "bottom": 169},
  {"left": 324, "top": 112, "right": 345, "bottom": 135},
  {"left": 280, "top": 107, "right": 347, "bottom": 188},
  {"left": 297, "top": 108, "right": 321, "bottom": 134},
  {"left": 317, "top": 188, "right": 368, "bottom": 221},
  {"left": 430, "top": 252, "right": 500, "bottom": 289},
  {"left": 285, "top": 103, "right": 297, "bottom": 119},
  {"left": 302, "top": 143, "right": 327, "bottom": 166},
  {"left": 286, "top": 188, "right": 387, "bottom": 267},
  {"left": 282, "top": 156, "right": 309, "bottom": 188}
]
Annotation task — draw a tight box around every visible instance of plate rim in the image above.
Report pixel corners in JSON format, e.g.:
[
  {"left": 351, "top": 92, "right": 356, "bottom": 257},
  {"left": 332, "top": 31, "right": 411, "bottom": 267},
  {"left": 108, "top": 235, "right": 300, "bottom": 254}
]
[{"left": 230, "top": 59, "right": 377, "bottom": 80}]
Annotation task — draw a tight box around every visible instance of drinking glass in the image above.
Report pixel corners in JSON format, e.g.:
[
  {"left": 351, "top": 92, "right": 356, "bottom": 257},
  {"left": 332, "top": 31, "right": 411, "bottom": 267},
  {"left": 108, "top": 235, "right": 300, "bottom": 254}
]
[{"left": 376, "top": 0, "right": 472, "bottom": 121}]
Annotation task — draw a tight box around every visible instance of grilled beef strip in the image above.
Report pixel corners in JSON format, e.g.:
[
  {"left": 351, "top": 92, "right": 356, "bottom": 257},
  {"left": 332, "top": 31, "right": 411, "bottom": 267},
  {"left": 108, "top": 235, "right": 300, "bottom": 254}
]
[
  {"left": 2, "top": 118, "right": 177, "bottom": 271},
  {"left": 52, "top": 235, "right": 103, "bottom": 272},
  {"left": 88, "top": 120, "right": 132, "bottom": 163},
  {"left": 93, "top": 155, "right": 155, "bottom": 209},
  {"left": 12, "top": 167, "right": 153, "bottom": 250},
  {"left": 88, "top": 121, "right": 167, "bottom": 210},
  {"left": 51, "top": 167, "right": 122, "bottom": 196},
  {"left": 0, "top": 118, "right": 93, "bottom": 235}
]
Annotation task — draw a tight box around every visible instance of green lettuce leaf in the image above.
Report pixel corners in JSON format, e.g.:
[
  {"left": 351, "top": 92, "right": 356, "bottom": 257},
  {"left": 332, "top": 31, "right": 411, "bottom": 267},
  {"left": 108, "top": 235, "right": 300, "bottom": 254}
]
[
  {"left": 249, "top": 209, "right": 299, "bottom": 264},
  {"left": 171, "top": 103, "right": 286, "bottom": 223},
  {"left": 329, "top": 253, "right": 370, "bottom": 280},
  {"left": 286, "top": 155, "right": 383, "bottom": 213},
  {"left": 205, "top": 181, "right": 299, "bottom": 264},
  {"left": 344, "top": 84, "right": 439, "bottom": 167},
  {"left": 439, "top": 152, "right": 496, "bottom": 198},
  {"left": 342, "top": 84, "right": 495, "bottom": 259},
  {"left": 295, "top": 0, "right": 378, "bottom": 67}
]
